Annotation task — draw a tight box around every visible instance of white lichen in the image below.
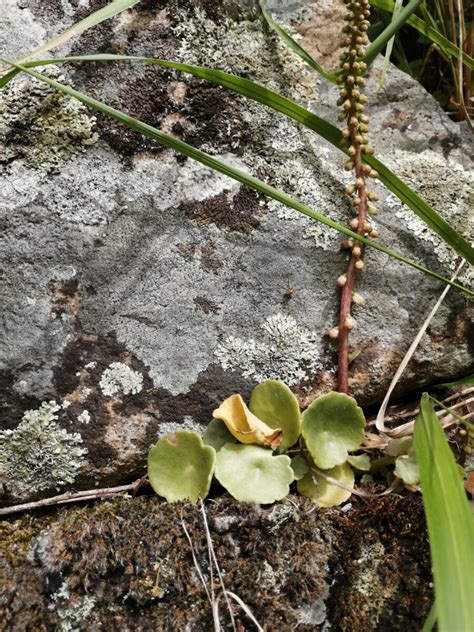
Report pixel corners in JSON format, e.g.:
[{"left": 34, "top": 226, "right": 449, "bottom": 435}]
[
  {"left": 99, "top": 362, "right": 143, "bottom": 396},
  {"left": 77, "top": 410, "right": 91, "bottom": 425},
  {"left": 0, "top": 401, "right": 88, "bottom": 495},
  {"left": 53, "top": 589, "right": 96, "bottom": 632},
  {"left": 215, "top": 313, "right": 322, "bottom": 385},
  {"left": 0, "top": 66, "right": 97, "bottom": 172},
  {"left": 84, "top": 361, "right": 97, "bottom": 370},
  {"left": 158, "top": 416, "right": 203, "bottom": 438},
  {"left": 383, "top": 149, "right": 474, "bottom": 288},
  {"left": 80, "top": 387, "right": 91, "bottom": 399}
]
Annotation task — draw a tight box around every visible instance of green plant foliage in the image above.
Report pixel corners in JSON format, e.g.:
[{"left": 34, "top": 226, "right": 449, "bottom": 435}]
[
  {"left": 302, "top": 392, "right": 366, "bottom": 469},
  {"left": 386, "top": 436, "right": 413, "bottom": 456},
  {"left": 290, "top": 455, "right": 309, "bottom": 480},
  {"left": 215, "top": 444, "right": 294, "bottom": 504},
  {"left": 434, "top": 374, "right": 474, "bottom": 389},
  {"left": 347, "top": 454, "right": 371, "bottom": 471},
  {"left": 369, "top": 0, "right": 474, "bottom": 70},
  {"left": 202, "top": 418, "right": 236, "bottom": 452},
  {"left": 394, "top": 453, "right": 419, "bottom": 485},
  {"left": 249, "top": 380, "right": 301, "bottom": 451},
  {"left": 364, "top": 0, "right": 423, "bottom": 66},
  {"left": 414, "top": 394, "right": 474, "bottom": 631},
  {"left": 147, "top": 431, "right": 216, "bottom": 502},
  {"left": 297, "top": 462, "right": 354, "bottom": 508}
]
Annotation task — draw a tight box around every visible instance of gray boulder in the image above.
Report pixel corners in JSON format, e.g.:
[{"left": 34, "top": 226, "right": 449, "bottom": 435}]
[{"left": 0, "top": 0, "right": 472, "bottom": 504}]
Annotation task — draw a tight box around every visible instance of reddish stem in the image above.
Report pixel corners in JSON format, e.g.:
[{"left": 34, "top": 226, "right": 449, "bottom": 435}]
[{"left": 337, "top": 137, "right": 368, "bottom": 393}]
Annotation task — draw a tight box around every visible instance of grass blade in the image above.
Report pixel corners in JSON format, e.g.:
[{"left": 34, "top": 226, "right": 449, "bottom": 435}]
[
  {"left": 365, "top": 0, "right": 423, "bottom": 66},
  {"left": 1, "top": 58, "right": 472, "bottom": 295},
  {"left": 379, "top": 0, "right": 404, "bottom": 86},
  {"left": 414, "top": 394, "right": 474, "bottom": 632},
  {"left": 258, "top": 0, "right": 338, "bottom": 83},
  {"left": 5, "top": 54, "right": 471, "bottom": 266},
  {"left": 369, "top": 0, "right": 474, "bottom": 70},
  {"left": 434, "top": 374, "right": 474, "bottom": 389},
  {"left": 0, "top": 0, "right": 140, "bottom": 74}
]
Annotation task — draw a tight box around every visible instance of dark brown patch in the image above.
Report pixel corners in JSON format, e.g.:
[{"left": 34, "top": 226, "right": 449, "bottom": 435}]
[
  {"left": 0, "top": 495, "right": 431, "bottom": 631},
  {"left": 182, "top": 187, "right": 264, "bottom": 234},
  {"left": 199, "top": 242, "right": 223, "bottom": 273},
  {"left": 47, "top": 279, "right": 81, "bottom": 318},
  {"left": 0, "top": 370, "right": 42, "bottom": 431},
  {"left": 175, "top": 241, "right": 197, "bottom": 262},
  {"left": 51, "top": 333, "right": 159, "bottom": 486},
  {"left": 193, "top": 296, "right": 220, "bottom": 314}
]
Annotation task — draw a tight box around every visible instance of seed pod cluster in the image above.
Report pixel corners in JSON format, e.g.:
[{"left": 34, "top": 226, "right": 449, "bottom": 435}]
[{"left": 337, "top": 0, "right": 379, "bottom": 233}]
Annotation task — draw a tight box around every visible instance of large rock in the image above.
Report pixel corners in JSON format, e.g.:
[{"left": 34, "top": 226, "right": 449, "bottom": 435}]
[
  {"left": 0, "top": 0, "right": 472, "bottom": 504},
  {"left": 0, "top": 494, "right": 432, "bottom": 631}
]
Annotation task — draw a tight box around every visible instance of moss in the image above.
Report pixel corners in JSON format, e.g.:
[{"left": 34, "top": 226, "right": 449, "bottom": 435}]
[
  {"left": 0, "top": 67, "right": 97, "bottom": 172},
  {"left": 0, "top": 494, "right": 431, "bottom": 631}
]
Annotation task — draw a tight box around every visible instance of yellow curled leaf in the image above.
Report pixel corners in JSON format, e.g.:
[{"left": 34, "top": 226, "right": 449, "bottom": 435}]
[{"left": 212, "top": 394, "right": 283, "bottom": 449}]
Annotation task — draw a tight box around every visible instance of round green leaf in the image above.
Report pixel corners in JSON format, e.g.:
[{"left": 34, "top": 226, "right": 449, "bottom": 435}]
[
  {"left": 394, "top": 453, "right": 420, "bottom": 486},
  {"left": 291, "top": 455, "right": 309, "bottom": 480},
  {"left": 301, "top": 392, "right": 366, "bottom": 469},
  {"left": 386, "top": 436, "right": 413, "bottom": 457},
  {"left": 147, "top": 431, "right": 216, "bottom": 502},
  {"left": 215, "top": 443, "right": 294, "bottom": 504},
  {"left": 347, "top": 453, "right": 371, "bottom": 471},
  {"left": 202, "top": 418, "right": 236, "bottom": 451},
  {"left": 249, "top": 380, "right": 301, "bottom": 450},
  {"left": 297, "top": 462, "right": 354, "bottom": 508}
]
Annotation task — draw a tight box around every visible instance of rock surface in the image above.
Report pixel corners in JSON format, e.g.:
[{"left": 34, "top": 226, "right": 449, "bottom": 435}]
[
  {"left": 0, "top": 0, "right": 473, "bottom": 504},
  {"left": 0, "top": 494, "right": 432, "bottom": 631}
]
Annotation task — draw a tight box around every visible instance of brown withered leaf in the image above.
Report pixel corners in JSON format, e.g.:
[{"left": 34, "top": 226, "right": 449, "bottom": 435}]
[{"left": 212, "top": 394, "right": 283, "bottom": 450}]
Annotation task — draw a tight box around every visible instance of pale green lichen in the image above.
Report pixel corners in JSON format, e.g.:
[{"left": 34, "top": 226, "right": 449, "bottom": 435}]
[
  {"left": 0, "top": 401, "right": 88, "bottom": 495},
  {"left": 384, "top": 149, "right": 474, "bottom": 287},
  {"left": 77, "top": 410, "right": 91, "bottom": 425},
  {"left": 52, "top": 581, "right": 96, "bottom": 632},
  {"left": 0, "top": 66, "right": 97, "bottom": 172},
  {"left": 215, "top": 313, "right": 322, "bottom": 385},
  {"left": 99, "top": 362, "right": 143, "bottom": 396}
]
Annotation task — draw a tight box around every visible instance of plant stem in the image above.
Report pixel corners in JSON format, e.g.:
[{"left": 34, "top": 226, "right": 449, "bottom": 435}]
[{"left": 338, "top": 147, "right": 368, "bottom": 393}]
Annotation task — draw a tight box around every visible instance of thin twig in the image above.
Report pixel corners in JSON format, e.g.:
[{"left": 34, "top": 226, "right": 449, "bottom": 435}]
[
  {"left": 214, "top": 592, "right": 265, "bottom": 632},
  {"left": 180, "top": 511, "right": 213, "bottom": 607},
  {"left": 375, "top": 260, "right": 465, "bottom": 433},
  {"left": 0, "top": 480, "right": 143, "bottom": 516},
  {"left": 310, "top": 464, "right": 400, "bottom": 499},
  {"left": 200, "top": 500, "right": 236, "bottom": 632}
]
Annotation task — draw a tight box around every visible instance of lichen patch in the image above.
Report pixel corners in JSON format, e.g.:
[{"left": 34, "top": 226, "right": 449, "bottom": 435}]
[
  {"left": 0, "top": 401, "right": 88, "bottom": 499},
  {"left": 215, "top": 313, "right": 322, "bottom": 386},
  {"left": 0, "top": 66, "right": 97, "bottom": 172},
  {"left": 99, "top": 362, "right": 144, "bottom": 396}
]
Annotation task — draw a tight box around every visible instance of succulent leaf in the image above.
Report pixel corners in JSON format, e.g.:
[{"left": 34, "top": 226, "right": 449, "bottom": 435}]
[
  {"left": 386, "top": 436, "right": 413, "bottom": 457},
  {"left": 394, "top": 453, "right": 420, "bottom": 485},
  {"left": 213, "top": 394, "right": 283, "bottom": 449},
  {"left": 302, "top": 391, "right": 366, "bottom": 469},
  {"left": 249, "top": 380, "right": 301, "bottom": 450},
  {"left": 147, "top": 431, "right": 216, "bottom": 502},
  {"left": 202, "top": 418, "right": 236, "bottom": 451},
  {"left": 297, "top": 462, "right": 354, "bottom": 508},
  {"left": 215, "top": 443, "right": 294, "bottom": 504},
  {"left": 290, "top": 455, "right": 309, "bottom": 480},
  {"left": 347, "top": 453, "right": 371, "bottom": 471}
]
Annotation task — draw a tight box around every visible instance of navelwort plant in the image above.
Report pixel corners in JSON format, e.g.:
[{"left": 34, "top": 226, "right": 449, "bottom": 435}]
[{"left": 2, "top": 1, "right": 473, "bottom": 628}]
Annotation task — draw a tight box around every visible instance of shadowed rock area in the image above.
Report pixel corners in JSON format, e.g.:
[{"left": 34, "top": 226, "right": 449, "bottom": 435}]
[
  {"left": 0, "top": 494, "right": 432, "bottom": 630},
  {"left": 0, "top": 0, "right": 472, "bottom": 505}
]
